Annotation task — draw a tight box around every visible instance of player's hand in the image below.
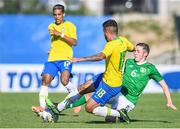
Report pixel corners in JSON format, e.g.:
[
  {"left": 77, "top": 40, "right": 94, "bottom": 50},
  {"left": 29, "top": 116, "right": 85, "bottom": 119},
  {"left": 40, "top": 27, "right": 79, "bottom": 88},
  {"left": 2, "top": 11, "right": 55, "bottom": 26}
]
[
  {"left": 166, "top": 103, "right": 177, "bottom": 111},
  {"left": 50, "top": 27, "right": 61, "bottom": 36}
]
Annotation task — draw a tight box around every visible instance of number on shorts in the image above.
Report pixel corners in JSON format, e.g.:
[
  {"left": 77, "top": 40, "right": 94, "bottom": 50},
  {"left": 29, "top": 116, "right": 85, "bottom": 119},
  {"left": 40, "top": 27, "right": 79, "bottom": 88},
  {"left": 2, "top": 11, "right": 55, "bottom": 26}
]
[
  {"left": 64, "top": 61, "right": 71, "bottom": 67},
  {"left": 96, "top": 88, "right": 106, "bottom": 98}
]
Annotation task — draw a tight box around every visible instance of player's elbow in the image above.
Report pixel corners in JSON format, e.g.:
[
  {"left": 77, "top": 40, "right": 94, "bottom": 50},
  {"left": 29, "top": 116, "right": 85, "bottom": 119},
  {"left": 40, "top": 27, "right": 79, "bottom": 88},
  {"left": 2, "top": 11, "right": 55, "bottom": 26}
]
[
  {"left": 72, "top": 42, "right": 77, "bottom": 46},
  {"left": 72, "top": 39, "right": 77, "bottom": 46},
  {"left": 96, "top": 53, "right": 106, "bottom": 61}
]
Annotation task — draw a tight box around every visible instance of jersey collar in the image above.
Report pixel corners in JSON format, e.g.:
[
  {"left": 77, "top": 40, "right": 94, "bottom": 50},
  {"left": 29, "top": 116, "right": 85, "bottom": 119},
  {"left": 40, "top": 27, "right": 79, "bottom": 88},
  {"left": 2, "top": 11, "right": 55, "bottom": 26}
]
[{"left": 136, "top": 60, "right": 147, "bottom": 65}]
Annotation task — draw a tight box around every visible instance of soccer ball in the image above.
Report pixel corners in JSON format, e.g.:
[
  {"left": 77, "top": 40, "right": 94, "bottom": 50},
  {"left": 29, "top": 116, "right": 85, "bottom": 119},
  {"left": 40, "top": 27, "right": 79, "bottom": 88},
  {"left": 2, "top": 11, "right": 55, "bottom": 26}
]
[{"left": 41, "top": 108, "right": 59, "bottom": 123}]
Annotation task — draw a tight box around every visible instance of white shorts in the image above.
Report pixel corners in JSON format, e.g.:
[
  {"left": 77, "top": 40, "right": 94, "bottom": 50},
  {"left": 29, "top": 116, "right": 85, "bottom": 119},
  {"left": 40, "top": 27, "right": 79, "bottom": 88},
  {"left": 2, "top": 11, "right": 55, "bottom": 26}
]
[{"left": 107, "top": 92, "right": 135, "bottom": 112}]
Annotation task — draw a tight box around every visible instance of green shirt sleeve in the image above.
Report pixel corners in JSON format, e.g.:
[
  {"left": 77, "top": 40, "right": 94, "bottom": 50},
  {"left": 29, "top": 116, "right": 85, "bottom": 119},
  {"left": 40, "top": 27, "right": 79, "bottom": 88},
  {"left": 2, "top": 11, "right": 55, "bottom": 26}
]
[{"left": 149, "top": 65, "right": 163, "bottom": 82}]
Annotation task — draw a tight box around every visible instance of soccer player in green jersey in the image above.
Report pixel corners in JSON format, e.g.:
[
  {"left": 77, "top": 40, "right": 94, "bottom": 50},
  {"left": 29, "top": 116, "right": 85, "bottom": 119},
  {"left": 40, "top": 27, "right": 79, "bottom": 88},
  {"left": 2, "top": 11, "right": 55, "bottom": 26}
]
[
  {"left": 62, "top": 43, "right": 177, "bottom": 123},
  {"left": 105, "top": 42, "right": 177, "bottom": 122}
]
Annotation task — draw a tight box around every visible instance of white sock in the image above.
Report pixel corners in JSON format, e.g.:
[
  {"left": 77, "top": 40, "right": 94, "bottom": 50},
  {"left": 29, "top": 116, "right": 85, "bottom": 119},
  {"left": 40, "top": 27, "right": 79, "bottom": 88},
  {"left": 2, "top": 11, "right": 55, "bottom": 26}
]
[
  {"left": 92, "top": 106, "right": 120, "bottom": 117},
  {"left": 57, "top": 100, "right": 67, "bottom": 112},
  {"left": 57, "top": 90, "right": 81, "bottom": 112},
  {"left": 39, "top": 85, "right": 48, "bottom": 108},
  {"left": 65, "top": 81, "right": 76, "bottom": 93}
]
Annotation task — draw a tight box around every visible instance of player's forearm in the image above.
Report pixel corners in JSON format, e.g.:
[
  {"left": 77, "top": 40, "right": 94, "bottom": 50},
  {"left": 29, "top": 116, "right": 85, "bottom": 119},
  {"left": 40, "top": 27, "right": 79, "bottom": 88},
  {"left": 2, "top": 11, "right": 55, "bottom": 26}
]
[
  {"left": 78, "top": 53, "right": 105, "bottom": 62},
  {"left": 50, "top": 29, "right": 77, "bottom": 46},
  {"left": 159, "top": 80, "right": 173, "bottom": 104},
  {"left": 63, "top": 36, "right": 77, "bottom": 46}
]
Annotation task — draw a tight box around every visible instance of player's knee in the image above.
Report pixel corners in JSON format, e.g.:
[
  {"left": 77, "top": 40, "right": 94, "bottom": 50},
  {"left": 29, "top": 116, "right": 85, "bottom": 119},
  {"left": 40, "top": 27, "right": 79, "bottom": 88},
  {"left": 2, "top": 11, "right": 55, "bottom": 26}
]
[
  {"left": 78, "top": 85, "right": 87, "bottom": 92},
  {"left": 42, "top": 77, "right": 51, "bottom": 86},
  {"left": 85, "top": 103, "right": 93, "bottom": 113},
  {"left": 61, "top": 78, "right": 69, "bottom": 86}
]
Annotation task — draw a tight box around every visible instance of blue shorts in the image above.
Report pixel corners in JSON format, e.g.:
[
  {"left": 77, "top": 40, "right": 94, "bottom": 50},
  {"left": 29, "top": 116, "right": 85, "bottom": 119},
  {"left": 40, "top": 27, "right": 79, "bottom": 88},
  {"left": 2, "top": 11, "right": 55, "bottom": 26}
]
[
  {"left": 42, "top": 60, "right": 72, "bottom": 78},
  {"left": 92, "top": 73, "right": 122, "bottom": 105}
]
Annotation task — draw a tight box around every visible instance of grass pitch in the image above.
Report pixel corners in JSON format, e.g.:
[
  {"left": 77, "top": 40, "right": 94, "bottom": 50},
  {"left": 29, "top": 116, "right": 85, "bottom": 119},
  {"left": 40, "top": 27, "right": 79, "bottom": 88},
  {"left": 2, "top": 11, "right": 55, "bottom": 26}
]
[{"left": 0, "top": 93, "right": 180, "bottom": 128}]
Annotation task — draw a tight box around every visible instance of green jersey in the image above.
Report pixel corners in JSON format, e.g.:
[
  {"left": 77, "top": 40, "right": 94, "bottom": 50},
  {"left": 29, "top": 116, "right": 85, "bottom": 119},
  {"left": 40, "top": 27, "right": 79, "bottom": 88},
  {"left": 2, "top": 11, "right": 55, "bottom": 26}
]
[{"left": 121, "top": 59, "right": 163, "bottom": 104}]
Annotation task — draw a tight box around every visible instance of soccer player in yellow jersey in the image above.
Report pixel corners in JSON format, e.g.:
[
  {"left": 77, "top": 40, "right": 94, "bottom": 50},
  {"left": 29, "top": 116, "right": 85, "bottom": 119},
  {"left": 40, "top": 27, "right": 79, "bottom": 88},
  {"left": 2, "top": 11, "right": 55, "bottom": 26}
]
[
  {"left": 32, "top": 4, "right": 78, "bottom": 113},
  {"left": 46, "top": 19, "right": 135, "bottom": 122}
]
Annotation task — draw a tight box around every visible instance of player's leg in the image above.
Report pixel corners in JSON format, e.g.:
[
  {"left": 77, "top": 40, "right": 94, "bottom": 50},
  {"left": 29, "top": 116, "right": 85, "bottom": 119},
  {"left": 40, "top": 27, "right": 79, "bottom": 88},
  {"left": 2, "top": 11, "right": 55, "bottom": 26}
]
[
  {"left": 63, "top": 73, "right": 103, "bottom": 111},
  {"left": 85, "top": 98, "right": 121, "bottom": 117},
  {"left": 45, "top": 79, "right": 95, "bottom": 114},
  {"left": 85, "top": 81, "right": 122, "bottom": 118},
  {"left": 32, "top": 74, "right": 53, "bottom": 114},
  {"left": 66, "top": 93, "right": 92, "bottom": 109},
  {"left": 57, "top": 80, "right": 95, "bottom": 112},
  {"left": 39, "top": 74, "right": 53, "bottom": 107},
  {"left": 116, "top": 92, "right": 135, "bottom": 123},
  {"left": 105, "top": 92, "right": 120, "bottom": 122},
  {"left": 105, "top": 92, "right": 135, "bottom": 123},
  {"left": 66, "top": 73, "right": 103, "bottom": 104},
  {"left": 45, "top": 73, "right": 102, "bottom": 114},
  {"left": 60, "top": 73, "right": 103, "bottom": 111},
  {"left": 57, "top": 60, "right": 82, "bottom": 113},
  {"left": 59, "top": 60, "right": 76, "bottom": 92},
  {"left": 32, "top": 62, "right": 57, "bottom": 114}
]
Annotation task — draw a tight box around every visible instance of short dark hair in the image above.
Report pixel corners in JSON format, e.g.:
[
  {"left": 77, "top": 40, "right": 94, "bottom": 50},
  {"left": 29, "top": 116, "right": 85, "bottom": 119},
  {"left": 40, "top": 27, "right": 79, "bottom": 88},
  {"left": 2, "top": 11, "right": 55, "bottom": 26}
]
[
  {"left": 136, "top": 43, "right": 150, "bottom": 55},
  {"left": 103, "top": 19, "right": 118, "bottom": 34},
  {"left": 53, "top": 4, "right": 65, "bottom": 13}
]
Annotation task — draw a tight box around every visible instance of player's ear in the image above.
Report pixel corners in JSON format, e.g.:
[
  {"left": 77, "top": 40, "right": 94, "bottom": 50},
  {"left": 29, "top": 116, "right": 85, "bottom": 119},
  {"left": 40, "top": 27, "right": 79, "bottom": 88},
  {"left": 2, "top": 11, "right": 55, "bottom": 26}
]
[
  {"left": 144, "top": 51, "right": 148, "bottom": 57},
  {"left": 63, "top": 13, "right": 65, "bottom": 17}
]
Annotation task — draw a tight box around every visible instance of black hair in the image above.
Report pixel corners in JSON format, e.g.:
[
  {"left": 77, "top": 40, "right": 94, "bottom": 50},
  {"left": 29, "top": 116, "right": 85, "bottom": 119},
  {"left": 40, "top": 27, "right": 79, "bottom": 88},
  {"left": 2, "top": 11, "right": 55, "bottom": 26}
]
[
  {"left": 136, "top": 43, "right": 150, "bottom": 55},
  {"left": 103, "top": 19, "right": 118, "bottom": 34},
  {"left": 53, "top": 4, "right": 65, "bottom": 13}
]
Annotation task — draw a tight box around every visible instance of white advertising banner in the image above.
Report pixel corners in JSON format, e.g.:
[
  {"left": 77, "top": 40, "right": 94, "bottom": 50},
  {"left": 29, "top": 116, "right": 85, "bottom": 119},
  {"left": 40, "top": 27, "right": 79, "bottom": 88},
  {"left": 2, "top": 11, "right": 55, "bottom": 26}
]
[
  {"left": 0, "top": 64, "right": 105, "bottom": 92},
  {"left": 0, "top": 64, "right": 180, "bottom": 93}
]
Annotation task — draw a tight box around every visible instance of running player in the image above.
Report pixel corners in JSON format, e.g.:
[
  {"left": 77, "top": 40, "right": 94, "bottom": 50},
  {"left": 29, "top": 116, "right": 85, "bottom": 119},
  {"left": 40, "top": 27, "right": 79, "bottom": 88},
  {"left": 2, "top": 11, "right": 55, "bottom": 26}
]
[{"left": 32, "top": 4, "right": 78, "bottom": 114}]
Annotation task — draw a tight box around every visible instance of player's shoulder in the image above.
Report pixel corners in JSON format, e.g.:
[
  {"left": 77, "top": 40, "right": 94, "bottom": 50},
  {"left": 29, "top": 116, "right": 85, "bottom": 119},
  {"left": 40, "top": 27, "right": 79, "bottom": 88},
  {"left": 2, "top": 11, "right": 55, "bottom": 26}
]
[
  {"left": 145, "top": 61, "right": 157, "bottom": 68},
  {"left": 125, "top": 58, "right": 134, "bottom": 63},
  {"left": 119, "top": 36, "right": 129, "bottom": 41},
  {"left": 64, "top": 20, "right": 76, "bottom": 27},
  {"left": 119, "top": 36, "right": 132, "bottom": 45},
  {"left": 106, "top": 39, "right": 115, "bottom": 45},
  {"left": 48, "top": 23, "right": 55, "bottom": 29}
]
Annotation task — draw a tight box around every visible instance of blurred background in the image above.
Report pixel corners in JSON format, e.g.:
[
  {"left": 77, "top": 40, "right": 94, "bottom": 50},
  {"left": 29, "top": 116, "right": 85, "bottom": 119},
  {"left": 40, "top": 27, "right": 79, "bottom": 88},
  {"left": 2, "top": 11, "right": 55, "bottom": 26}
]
[{"left": 0, "top": 0, "right": 180, "bottom": 92}]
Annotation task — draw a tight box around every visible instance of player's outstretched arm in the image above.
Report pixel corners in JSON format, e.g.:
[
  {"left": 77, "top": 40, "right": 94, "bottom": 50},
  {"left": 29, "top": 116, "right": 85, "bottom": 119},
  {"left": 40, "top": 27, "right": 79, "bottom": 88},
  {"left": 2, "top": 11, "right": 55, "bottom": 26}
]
[
  {"left": 159, "top": 80, "right": 177, "bottom": 111},
  {"left": 71, "top": 52, "right": 106, "bottom": 63}
]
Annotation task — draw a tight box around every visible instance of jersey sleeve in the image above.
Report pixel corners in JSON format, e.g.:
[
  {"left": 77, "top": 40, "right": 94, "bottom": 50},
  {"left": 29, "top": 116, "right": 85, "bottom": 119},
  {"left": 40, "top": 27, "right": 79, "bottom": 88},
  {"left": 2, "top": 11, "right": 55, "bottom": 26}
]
[
  {"left": 149, "top": 65, "right": 163, "bottom": 82},
  {"left": 68, "top": 23, "right": 77, "bottom": 39},
  {"left": 48, "top": 24, "right": 53, "bottom": 35},
  {"left": 102, "top": 42, "right": 114, "bottom": 58},
  {"left": 125, "top": 38, "right": 134, "bottom": 51}
]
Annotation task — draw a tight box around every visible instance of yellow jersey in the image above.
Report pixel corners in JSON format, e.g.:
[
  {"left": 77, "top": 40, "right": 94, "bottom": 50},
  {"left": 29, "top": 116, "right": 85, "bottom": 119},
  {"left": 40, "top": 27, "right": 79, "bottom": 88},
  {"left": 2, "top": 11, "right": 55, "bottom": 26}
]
[
  {"left": 102, "top": 36, "right": 134, "bottom": 87},
  {"left": 48, "top": 21, "right": 77, "bottom": 61}
]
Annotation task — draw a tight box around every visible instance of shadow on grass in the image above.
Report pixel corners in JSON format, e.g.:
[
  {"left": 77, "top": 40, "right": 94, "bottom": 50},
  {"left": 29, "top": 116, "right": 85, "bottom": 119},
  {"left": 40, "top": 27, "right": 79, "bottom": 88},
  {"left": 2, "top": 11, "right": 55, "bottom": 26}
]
[
  {"left": 130, "top": 119, "right": 172, "bottom": 123},
  {"left": 59, "top": 113, "right": 80, "bottom": 117},
  {"left": 85, "top": 119, "right": 172, "bottom": 124},
  {"left": 86, "top": 121, "right": 115, "bottom": 124}
]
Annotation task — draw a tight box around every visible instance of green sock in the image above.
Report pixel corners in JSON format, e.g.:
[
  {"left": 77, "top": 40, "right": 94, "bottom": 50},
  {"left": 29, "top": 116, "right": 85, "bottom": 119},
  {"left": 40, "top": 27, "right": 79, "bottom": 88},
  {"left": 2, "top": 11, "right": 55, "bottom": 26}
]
[{"left": 66, "top": 95, "right": 87, "bottom": 109}]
